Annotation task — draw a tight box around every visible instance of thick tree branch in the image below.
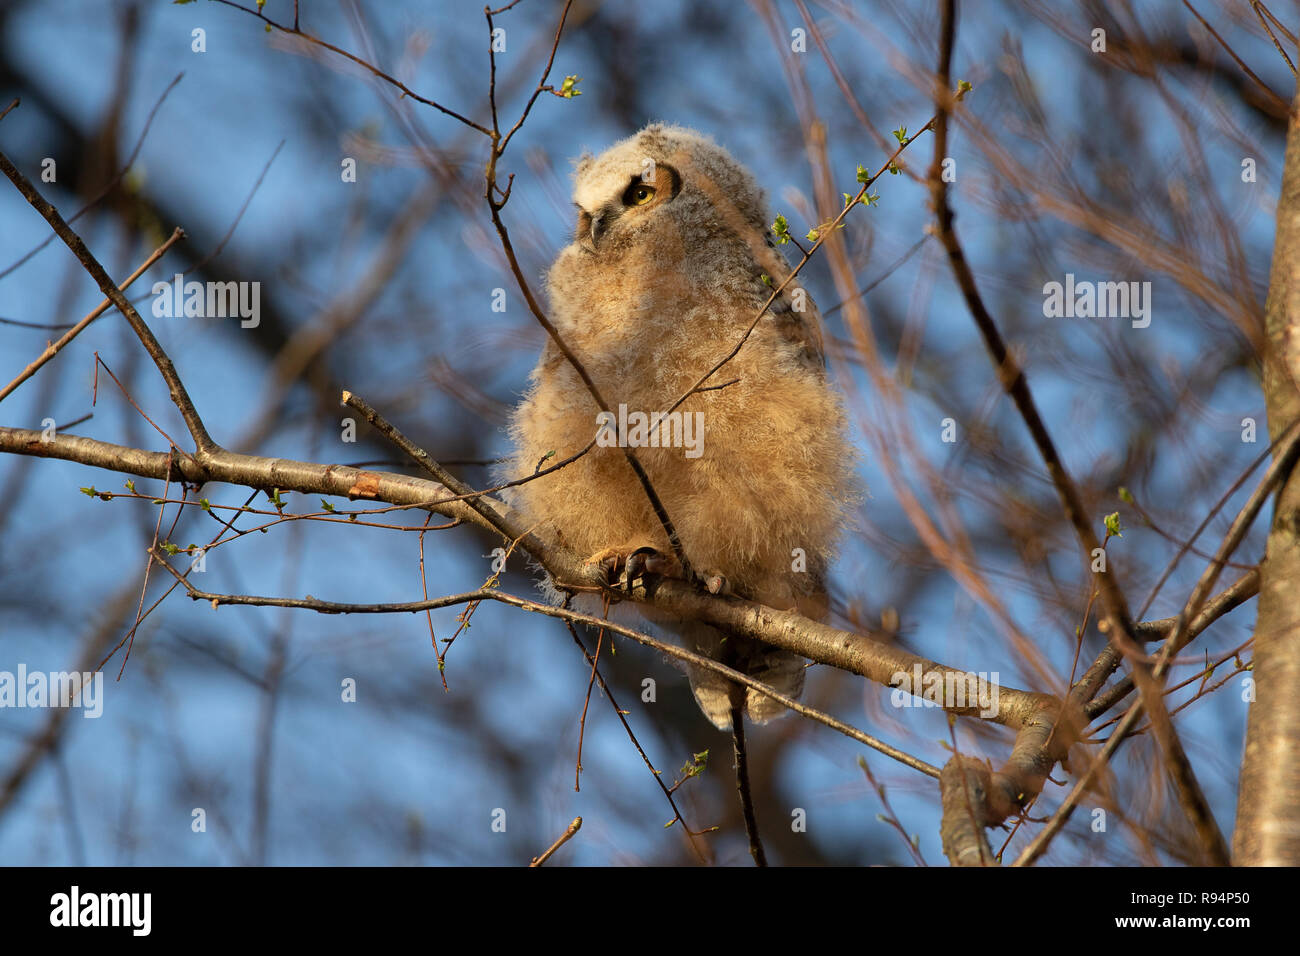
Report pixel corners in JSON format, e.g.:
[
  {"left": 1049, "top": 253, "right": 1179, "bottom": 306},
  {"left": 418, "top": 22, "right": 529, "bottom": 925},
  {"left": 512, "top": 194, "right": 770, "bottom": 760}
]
[{"left": 1235, "top": 83, "right": 1300, "bottom": 866}]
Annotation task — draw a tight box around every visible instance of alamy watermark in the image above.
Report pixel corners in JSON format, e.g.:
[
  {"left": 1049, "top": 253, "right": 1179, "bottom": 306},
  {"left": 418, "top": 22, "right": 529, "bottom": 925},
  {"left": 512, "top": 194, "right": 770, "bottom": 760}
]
[
  {"left": 1042, "top": 273, "right": 1151, "bottom": 328},
  {"left": 50, "top": 886, "right": 150, "bottom": 936},
  {"left": 889, "top": 664, "right": 999, "bottom": 719},
  {"left": 151, "top": 273, "right": 260, "bottom": 328},
  {"left": 0, "top": 666, "right": 103, "bottom": 718},
  {"left": 596, "top": 404, "right": 704, "bottom": 458}
]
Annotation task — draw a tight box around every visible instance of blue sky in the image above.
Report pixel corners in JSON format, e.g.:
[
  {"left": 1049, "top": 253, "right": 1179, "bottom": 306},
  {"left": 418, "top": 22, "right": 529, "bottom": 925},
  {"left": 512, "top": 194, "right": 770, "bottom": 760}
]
[{"left": 0, "top": 0, "right": 1290, "bottom": 865}]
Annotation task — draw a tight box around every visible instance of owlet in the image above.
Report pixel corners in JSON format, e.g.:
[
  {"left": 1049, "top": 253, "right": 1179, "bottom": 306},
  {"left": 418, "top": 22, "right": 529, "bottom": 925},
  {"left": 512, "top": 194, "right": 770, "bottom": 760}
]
[{"left": 503, "top": 123, "right": 857, "bottom": 730}]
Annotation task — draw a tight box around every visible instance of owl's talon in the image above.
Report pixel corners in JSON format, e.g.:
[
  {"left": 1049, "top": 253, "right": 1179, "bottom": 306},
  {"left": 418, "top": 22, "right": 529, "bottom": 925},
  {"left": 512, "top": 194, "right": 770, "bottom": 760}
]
[
  {"left": 699, "top": 570, "right": 730, "bottom": 595},
  {"left": 583, "top": 548, "right": 626, "bottom": 588},
  {"left": 621, "top": 552, "right": 644, "bottom": 589},
  {"left": 583, "top": 545, "right": 678, "bottom": 590},
  {"left": 623, "top": 546, "right": 679, "bottom": 590}
]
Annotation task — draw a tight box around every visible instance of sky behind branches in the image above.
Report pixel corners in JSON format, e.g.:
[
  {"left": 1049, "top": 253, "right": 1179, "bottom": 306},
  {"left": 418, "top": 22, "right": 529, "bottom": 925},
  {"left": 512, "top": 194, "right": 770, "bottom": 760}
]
[{"left": 0, "top": 0, "right": 1291, "bottom": 865}]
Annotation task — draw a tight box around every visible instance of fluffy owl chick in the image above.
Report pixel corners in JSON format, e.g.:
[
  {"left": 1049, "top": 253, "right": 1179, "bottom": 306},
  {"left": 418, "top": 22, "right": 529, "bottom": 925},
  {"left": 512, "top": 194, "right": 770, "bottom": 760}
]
[{"left": 502, "top": 123, "right": 857, "bottom": 730}]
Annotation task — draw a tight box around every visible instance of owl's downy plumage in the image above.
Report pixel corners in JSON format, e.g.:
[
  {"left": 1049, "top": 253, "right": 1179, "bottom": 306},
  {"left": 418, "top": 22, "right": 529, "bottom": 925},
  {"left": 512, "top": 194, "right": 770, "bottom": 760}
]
[{"left": 502, "top": 123, "right": 858, "bottom": 730}]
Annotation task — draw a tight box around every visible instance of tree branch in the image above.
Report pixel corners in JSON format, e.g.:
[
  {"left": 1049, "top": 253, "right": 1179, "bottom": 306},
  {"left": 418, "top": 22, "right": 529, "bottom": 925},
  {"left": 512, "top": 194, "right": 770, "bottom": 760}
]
[
  {"left": 928, "top": 0, "right": 1228, "bottom": 866},
  {"left": 0, "top": 149, "right": 216, "bottom": 454}
]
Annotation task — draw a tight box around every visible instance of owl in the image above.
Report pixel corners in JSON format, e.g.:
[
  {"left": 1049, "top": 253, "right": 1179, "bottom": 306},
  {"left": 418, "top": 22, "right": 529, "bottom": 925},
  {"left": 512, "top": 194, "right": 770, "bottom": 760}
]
[{"left": 502, "top": 123, "right": 858, "bottom": 730}]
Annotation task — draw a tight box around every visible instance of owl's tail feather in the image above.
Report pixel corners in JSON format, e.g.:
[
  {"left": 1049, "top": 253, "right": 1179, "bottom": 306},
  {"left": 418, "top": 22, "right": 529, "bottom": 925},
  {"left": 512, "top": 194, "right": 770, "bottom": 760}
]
[{"left": 685, "top": 630, "right": 806, "bottom": 731}]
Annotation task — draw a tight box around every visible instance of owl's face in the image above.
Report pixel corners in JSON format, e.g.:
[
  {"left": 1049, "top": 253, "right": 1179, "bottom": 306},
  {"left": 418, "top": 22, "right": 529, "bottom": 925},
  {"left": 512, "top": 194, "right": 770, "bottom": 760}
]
[
  {"left": 572, "top": 158, "right": 680, "bottom": 252},
  {"left": 566, "top": 124, "right": 769, "bottom": 259}
]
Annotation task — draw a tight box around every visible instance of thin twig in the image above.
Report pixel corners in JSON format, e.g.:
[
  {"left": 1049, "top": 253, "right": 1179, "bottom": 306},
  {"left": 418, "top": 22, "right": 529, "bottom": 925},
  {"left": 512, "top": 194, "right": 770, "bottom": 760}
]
[
  {"left": 574, "top": 611, "right": 606, "bottom": 792},
  {"left": 1253, "top": 0, "right": 1298, "bottom": 46},
  {"left": 208, "top": 0, "right": 491, "bottom": 134},
  {"left": 858, "top": 756, "right": 927, "bottom": 866},
  {"left": 0, "top": 74, "right": 184, "bottom": 282},
  {"left": 529, "top": 816, "right": 581, "bottom": 866},
  {"left": 481, "top": 0, "right": 689, "bottom": 574},
  {"left": 648, "top": 103, "right": 949, "bottom": 437},
  {"left": 730, "top": 698, "right": 767, "bottom": 866},
  {"left": 928, "top": 0, "right": 1226, "bottom": 865},
  {"left": 151, "top": 557, "right": 942, "bottom": 778},
  {"left": 0, "top": 228, "right": 186, "bottom": 404},
  {"left": 1014, "top": 422, "right": 1300, "bottom": 866},
  {"left": 563, "top": 615, "right": 712, "bottom": 860},
  {"left": 0, "top": 150, "right": 217, "bottom": 453},
  {"left": 1183, "top": 0, "right": 1289, "bottom": 108},
  {"left": 1251, "top": 0, "right": 1297, "bottom": 76},
  {"left": 341, "top": 390, "right": 510, "bottom": 539},
  {"left": 417, "top": 512, "right": 447, "bottom": 692}
]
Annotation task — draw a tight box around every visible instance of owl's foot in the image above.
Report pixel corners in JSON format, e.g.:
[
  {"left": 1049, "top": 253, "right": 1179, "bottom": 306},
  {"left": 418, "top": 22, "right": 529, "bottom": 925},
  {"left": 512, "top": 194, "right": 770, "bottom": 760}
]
[
  {"left": 584, "top": 545, "right": 679, "bottom": 591},
  {"left": 697, "top": 569, "right": 730, "bottom": 595}
]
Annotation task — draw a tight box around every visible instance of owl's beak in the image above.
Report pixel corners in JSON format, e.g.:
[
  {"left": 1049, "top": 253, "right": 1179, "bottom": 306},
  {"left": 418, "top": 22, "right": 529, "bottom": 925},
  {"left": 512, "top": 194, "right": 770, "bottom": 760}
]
[{"left": 589, "top": 211, "right": 608, "bottom": 245}]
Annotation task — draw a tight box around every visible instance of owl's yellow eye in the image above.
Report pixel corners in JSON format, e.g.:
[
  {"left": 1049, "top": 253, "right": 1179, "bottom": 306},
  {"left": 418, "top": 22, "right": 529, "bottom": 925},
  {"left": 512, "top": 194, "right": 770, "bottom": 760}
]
[{"left": 627, "top": 183, "right": 656, "bottom": 206}]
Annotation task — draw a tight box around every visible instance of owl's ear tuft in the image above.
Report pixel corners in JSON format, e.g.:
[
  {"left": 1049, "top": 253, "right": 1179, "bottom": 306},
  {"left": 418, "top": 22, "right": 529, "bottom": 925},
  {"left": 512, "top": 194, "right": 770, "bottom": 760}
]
[
  {"left": 637, "top": 122, "right": 671, "bottom": 153},
  {"left": 572, "top": 151, "right": 595, "bottom": 178}
]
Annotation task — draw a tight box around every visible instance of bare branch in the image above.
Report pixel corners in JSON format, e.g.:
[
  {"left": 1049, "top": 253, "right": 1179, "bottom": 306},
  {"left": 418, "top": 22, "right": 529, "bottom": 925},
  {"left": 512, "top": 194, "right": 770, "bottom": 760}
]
[
  {"left": 0, "top": 150, "right": 216, "bottom": 453},
  {"left": 0, "top": 227, "right": 185, "bottom": 404},
  {"left": 529, "top": 816, "right": 581, "bottom": 867}
]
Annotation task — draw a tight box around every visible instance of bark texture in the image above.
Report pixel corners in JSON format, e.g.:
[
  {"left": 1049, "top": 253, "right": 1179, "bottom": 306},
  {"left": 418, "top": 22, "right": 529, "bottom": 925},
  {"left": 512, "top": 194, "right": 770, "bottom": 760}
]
[{"left": 1234, "top": 87, "right": 1300, "bottom": 865}]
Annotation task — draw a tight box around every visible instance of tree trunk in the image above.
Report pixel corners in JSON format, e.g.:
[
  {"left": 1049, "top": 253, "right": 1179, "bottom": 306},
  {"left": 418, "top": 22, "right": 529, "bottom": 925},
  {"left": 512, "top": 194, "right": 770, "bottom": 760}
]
[{"left": 1234, "top": 86, "right": 1300, "bottom": 865}]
